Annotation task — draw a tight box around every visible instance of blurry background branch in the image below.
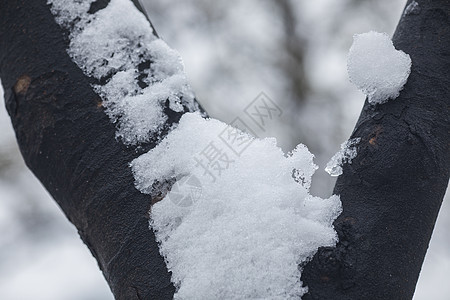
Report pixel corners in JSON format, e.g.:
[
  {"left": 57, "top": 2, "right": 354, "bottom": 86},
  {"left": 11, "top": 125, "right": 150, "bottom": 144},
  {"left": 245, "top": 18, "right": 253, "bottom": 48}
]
[{"left": 273, "top": 0, "right": 309, "bottom": 105}]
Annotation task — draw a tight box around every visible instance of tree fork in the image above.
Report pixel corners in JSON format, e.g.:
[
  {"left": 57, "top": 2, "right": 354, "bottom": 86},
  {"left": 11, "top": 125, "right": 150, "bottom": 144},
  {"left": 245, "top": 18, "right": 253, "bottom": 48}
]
[{"left": 0, "top": 0, "right": 449, "bottom": 299}]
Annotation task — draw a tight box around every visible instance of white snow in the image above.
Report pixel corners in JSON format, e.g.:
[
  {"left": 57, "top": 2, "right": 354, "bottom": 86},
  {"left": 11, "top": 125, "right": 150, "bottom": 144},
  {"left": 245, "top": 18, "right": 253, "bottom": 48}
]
[
  {"left": 48, "top": 1, "right": 343, "bottom": 298},
  {"left": 325, "top": 137, "right": 360, "bottom": 176},
  {"left": 347, "top": 31, "right": 411, "bottom": 104},
  {"left": 48, "top": 0, "right": 198, "bottom": 144},
  {"left": 132, "top": 113, "right": 342, "bottom": 299},
  {"left": 46, "top": 0, "right": 95, "bottom": 27},
  {"left": 404, "top": 1, "right": 420, "bottom": 16}
]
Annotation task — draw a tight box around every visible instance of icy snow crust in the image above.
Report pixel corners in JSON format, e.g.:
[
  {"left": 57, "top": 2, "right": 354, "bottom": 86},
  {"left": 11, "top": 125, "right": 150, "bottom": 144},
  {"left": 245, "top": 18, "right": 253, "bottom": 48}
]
[
  {"left": 132, "top": 113, "right": 342, "bottom": 299},
  {"left": 404, "top": 1, "right": 420, "bottom": 16},
  {"left": 48, "top": 0, "right": 198, "bottom": 144},
  {"left": 49, "top": 1, "right": 342, "bottom": 298},
  {"left": 348, "top": 31, "right": 411, "bottom": 104},
  {"left": 325, "top": 137, "right": 361, "bottom": 177}
]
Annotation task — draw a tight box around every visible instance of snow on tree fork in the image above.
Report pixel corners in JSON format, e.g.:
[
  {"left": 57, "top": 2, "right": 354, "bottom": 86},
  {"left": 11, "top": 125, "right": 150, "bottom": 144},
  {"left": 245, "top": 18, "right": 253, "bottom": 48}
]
[
  {"left": 44, "top": 0, "right": 341, "bottom": 297},
  {"left": 301, "top": 0, "right": 450, "bottom": 299},
  {"left": 0, "top": 1, "right": 448, "bottom": 300}
]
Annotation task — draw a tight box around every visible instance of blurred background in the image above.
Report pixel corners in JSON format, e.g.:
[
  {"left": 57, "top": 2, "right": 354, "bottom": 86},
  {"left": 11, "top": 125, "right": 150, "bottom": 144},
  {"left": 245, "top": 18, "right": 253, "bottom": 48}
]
[{"left": 0, "top": 0, "right": 448, "bottom": 298}]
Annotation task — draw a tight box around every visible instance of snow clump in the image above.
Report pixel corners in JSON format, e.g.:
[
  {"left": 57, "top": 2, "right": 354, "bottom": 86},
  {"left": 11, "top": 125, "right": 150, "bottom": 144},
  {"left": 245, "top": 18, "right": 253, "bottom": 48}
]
[
  {"left": 347, "top": 31, "right": 411, "bottom": 104},
  {"left": 49, "top": 1, "right": 343, "bottom": 298},
  {"left": 132, "top": 113, "right": 342, "bottom": 299},
  {"left": 48, "top": 0, "right": 199, "bottom": 144}
]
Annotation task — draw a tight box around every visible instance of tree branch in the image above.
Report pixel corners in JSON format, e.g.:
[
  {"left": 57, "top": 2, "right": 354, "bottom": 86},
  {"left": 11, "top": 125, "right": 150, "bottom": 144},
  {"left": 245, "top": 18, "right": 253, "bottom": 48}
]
[
  {"left": 0, "top": 0, "right": 184, "bottom": 298},
  {"left": 301, "top": 0, "right": 450, "bottom": 299}
]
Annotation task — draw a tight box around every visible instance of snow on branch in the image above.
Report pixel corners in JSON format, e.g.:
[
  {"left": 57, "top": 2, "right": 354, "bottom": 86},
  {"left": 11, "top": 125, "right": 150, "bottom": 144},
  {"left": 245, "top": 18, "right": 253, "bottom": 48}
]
[
  {"left": 347, "top": 31, "right": 411, "bottom": 104},
  {"left": 48, "top": 1, "right": 343, "bottom": 298},
  {"left": 132, "top": 112, "right": 341, "bottom": 299},
  {"left": 48, "top": 0, "right": 199, "bottom": 144}
]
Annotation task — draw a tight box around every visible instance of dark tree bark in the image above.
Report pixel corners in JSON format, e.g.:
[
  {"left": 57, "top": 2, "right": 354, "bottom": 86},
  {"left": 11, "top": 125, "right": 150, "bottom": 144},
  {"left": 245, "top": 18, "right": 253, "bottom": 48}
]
[
  {"left": 301, "top": 1, "right": 450, "bottom": 299},
  {"left": 0, "top": 0, "right": 178, "bottom": 299},
  {"left": 0, "top": 1, "right": 448, "bottom": 300}
]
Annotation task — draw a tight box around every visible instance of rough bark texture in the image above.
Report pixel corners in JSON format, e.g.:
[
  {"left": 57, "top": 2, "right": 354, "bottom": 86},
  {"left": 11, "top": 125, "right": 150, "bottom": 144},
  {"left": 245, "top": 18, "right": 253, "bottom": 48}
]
[
  {"left": 0, "top": 0, "right": 178, "bottom": 299},
  {"left": 301, "top": 1, "right": 450, "bottom": 299},
  {"left": 0, "top": 0, "right": 448, "bottom": 300}
]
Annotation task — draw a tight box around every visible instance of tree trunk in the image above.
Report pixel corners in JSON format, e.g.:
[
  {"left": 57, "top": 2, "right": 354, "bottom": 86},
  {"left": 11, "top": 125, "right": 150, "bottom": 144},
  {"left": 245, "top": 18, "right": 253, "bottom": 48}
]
[{"left": 0, "top": 0, "right": 448, "bottom": 299}]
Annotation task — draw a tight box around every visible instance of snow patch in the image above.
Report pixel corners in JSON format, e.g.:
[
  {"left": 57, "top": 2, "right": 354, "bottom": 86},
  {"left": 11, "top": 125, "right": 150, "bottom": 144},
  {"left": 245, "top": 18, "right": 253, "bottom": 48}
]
[
  {"left": 132, "top": 113, "right": 342, "bottom": 299},
  {"left": 325, "top": 137, "right": 361, "bottom": 176},
  {"left": 48, "top": 0, "right": 199, "bottom": 144},
  {"left": 404, "top": 1, "right": 420, "bottom": 16},
  {"left": 347, "top": 31, "right": 411, "bottom": 104},
  {"left": 47, "top": 0, "right": 95, "bottom": 27}
]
